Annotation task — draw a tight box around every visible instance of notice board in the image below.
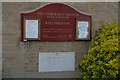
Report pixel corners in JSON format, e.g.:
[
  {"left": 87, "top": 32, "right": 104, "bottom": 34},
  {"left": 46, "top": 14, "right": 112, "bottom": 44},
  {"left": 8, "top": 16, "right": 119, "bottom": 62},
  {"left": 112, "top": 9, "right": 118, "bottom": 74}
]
[{"left": 21, "top": 3, "right": 92, "bottom": 41}]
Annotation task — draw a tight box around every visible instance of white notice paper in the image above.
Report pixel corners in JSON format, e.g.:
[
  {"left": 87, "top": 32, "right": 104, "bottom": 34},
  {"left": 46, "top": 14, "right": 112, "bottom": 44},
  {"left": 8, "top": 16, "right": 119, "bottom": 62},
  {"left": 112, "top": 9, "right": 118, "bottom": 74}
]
[
  {"left": 77, "top": 21, "right": 89, "bottom": 38},
  {"left": 26, "top": 20, "right": 38, "bottom": 38}
]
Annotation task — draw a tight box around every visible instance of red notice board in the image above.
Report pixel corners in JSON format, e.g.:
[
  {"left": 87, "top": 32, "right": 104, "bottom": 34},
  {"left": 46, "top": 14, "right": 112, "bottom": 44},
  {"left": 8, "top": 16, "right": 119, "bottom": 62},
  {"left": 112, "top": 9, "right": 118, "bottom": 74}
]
[{"left": 21, "top": 3, "right": 92, "bottom": 41}]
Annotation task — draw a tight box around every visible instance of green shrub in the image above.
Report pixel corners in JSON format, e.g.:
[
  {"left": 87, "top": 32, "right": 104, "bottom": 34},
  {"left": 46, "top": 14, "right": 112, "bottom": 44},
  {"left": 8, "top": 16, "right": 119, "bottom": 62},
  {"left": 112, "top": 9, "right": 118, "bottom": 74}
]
[{"left": 79, "top": 22, "right": 120, "bottom": 78}]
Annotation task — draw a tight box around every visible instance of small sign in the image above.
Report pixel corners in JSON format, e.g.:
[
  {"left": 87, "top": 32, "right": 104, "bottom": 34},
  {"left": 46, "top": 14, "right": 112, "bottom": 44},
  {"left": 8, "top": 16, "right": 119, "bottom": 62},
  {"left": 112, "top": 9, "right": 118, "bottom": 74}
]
[
  {"left": 23, "top": 17, "right": 40, "bottom": 41},
  {"left": 39, "top": 52, "right": 75, "bottom": 72}
]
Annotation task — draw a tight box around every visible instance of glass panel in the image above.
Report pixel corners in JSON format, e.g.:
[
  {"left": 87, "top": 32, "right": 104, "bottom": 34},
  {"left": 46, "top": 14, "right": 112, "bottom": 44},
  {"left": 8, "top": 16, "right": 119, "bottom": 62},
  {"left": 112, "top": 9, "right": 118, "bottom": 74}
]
[
  {"left": 77, "top": 21, "right": 89, "bottom": 39},
  {"left": 25, "top": 20, "right": 38, "bottom": 38}
]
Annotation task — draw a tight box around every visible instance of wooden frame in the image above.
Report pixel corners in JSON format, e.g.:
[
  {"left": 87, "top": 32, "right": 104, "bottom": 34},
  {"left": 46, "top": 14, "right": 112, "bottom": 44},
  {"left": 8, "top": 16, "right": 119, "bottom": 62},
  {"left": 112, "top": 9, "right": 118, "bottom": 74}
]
[
  {"left": 23, "top": 17, "right": 40, "bottom": 41},
  {"left": 76, "top": 19, "right": 91, "bottom": 40}
]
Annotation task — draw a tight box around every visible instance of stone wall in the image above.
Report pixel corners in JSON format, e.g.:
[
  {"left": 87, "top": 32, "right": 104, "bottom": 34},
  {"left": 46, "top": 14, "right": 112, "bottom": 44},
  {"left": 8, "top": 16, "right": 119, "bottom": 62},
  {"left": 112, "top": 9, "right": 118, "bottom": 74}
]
[
  {"left": 2, "top": 2, "right": 118, "bottom": 78},
  {"left": 0, "top": 1, "right": 2, "bottom": 79},
  {"left": 118, "top": 2, "right": 120, "bottom": 76}
]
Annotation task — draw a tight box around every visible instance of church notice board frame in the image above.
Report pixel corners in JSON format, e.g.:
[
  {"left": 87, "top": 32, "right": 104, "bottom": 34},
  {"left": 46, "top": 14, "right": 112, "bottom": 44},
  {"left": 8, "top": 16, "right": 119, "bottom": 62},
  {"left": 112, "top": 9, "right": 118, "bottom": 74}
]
[
  {"left": 23, "top": 17, "right": 41, "bottom": 41},
  {"left": 21, "top": 3, "right": 92, "bottom": 41},
  {"left": 76, "top": 19, "right": 91, "bottom": 40}
]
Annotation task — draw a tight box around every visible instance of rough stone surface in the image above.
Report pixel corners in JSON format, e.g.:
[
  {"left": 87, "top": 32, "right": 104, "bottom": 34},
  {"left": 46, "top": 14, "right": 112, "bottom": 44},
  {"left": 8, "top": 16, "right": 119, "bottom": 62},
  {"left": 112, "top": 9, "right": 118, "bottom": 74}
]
[
  {"left": 2, "top": 2, "right": 118, "bottom": 78},
  {"left": 0, "top": 1, "right": 2, "bottom": 79}
]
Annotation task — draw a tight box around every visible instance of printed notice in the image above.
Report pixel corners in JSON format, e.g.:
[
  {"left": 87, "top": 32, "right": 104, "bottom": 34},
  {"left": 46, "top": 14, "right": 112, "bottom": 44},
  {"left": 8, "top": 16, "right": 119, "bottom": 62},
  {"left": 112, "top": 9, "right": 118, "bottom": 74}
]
[
  {"left": 26, "top": 20, "right": 38, "bottom": 38},
  {"left": 77, "top": 21, "right": 89, "bottom": 38}
]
